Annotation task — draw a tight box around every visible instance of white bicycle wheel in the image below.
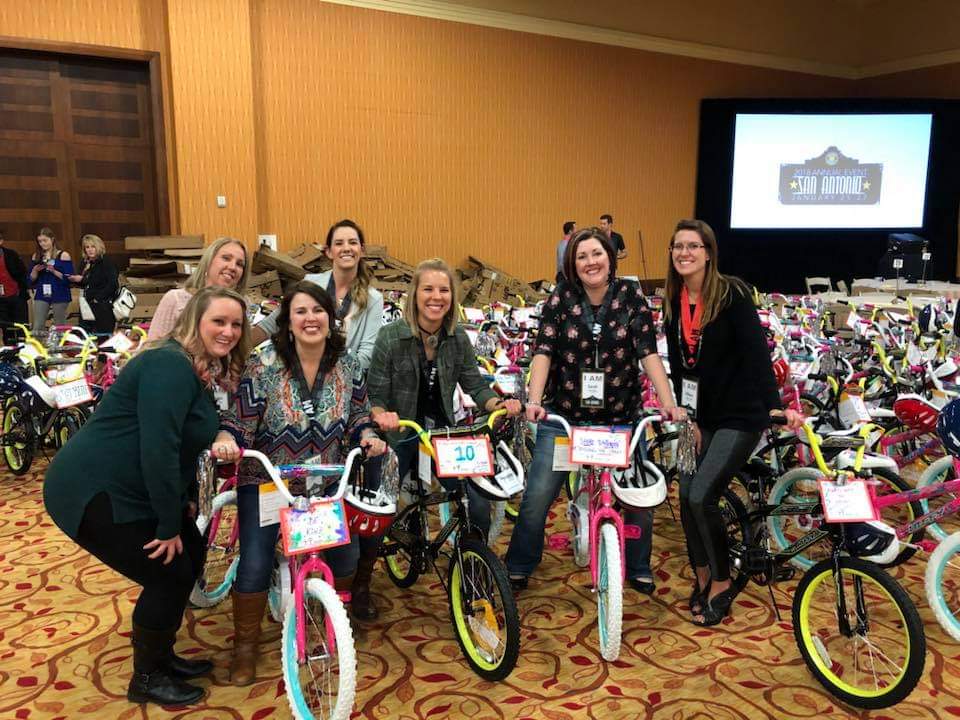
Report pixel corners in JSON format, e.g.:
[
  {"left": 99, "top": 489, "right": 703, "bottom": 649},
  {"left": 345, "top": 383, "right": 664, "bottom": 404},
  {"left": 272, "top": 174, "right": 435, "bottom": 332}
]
[
  {"left": 282, "top": 578, "right": 356, "bottom": 720},
  {"left": 925, "top": 530, "right": 960, "bottom": 641},
  {"left": 597, "top": 523, "right": 623, "bottom": 662},
  {"left": 767, "top": 466, "right": 826, "bottom": 570},
  {"left": 190, "top": 490, "right": 239, "bottom": 608}
]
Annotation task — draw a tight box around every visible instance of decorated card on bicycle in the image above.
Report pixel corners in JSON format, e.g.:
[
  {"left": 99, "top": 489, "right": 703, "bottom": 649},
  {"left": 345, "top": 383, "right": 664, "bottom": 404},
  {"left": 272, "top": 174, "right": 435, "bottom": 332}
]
[
  {"left": 818, "top": 478, "right": 879, "bottom": 523},
  {"left": 431, "top": 436, "right": 495, "bottom": 477},
  {"left": 52, "top": 378, "right": 94, "bottom": 408},
  {"left": 279, "top": 499, "right": 351, "bottom": 556},
  {"left": 569, "top": 427, "right": 632, "bottom": 468}
]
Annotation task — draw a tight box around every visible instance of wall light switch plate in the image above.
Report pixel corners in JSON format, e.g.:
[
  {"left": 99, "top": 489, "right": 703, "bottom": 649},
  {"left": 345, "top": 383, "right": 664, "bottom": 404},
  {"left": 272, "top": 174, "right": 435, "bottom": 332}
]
[
  {"left": 258, "top": 234, "right": 277, "bottom": 251},
  {"left": 216, "top": 195, "right": 227, "bottom": 208}
]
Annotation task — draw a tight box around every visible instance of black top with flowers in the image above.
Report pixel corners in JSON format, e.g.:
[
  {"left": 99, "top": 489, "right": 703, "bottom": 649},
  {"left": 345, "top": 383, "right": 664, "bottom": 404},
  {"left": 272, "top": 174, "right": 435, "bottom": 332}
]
[{"left": 534, "top": 278, "right": 657, "bottom": 424}]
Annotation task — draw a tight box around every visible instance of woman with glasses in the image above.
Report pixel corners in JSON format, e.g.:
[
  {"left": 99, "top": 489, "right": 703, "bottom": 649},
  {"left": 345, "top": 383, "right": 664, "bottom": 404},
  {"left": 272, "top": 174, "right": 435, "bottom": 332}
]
[
  {"left": 505, "top": 228, "right": 684, "bottom": 594},
  {"left": 664, "top": 219, "right": 802, "bottom": 627}
]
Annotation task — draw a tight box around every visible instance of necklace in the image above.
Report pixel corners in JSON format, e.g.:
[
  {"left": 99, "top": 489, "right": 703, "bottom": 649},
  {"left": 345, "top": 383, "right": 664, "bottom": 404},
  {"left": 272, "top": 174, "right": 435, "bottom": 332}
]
[{"left": 419, "top": 324, "right": 440, "bottom": 350}]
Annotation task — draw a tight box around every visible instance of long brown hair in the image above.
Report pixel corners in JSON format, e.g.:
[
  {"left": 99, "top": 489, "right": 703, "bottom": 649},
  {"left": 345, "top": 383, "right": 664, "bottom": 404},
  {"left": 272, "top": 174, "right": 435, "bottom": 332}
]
[
  {"left": 663, "top": 219, "right": 748, "bottom": 326},
  {"left": 169, "top": 286, "right": 251, "bottom": 390},
  {"left": 271, "top": 281, "right": 346, "bottom": 377},
  {"left": 33, "top": 226, "right": 62, "bottom": 262},
  {"left": 562, "top": 227, "right": 617, "bottom": 289},
  {"left": 326, "top": 219, "right": 374, "bottom": 313}
]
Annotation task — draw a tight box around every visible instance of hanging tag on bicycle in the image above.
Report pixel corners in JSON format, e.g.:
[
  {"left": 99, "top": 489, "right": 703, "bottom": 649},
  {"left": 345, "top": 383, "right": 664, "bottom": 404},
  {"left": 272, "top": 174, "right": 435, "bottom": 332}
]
[
  {"left": 53, "top": 378, "right": 93, "bottom": 408},
  {"left": 417, "top": 445, "right": 435, "bottom": 488},
  {"left": 570, "top": 427, "right": 631, "bottom": 467},
  {"left": 102, "top": 332, "right": 134, "bottom": 354},
  {"left": 279, "top": 499, "right": 351, "bottom": 555},
  {"left": 213, "top": 386, "right": 229, "bottom": 411},
  {"left": 552, "top": 436, "right": 576, "bottom": 471},
  {"left": 432, "top": 436, "right": 494, "bottom": 477},
  {"left": 818, "top": 479, "right": 879, "bottom": 523},
  {"left": 464, "top": 307, "right": 485, "bottom": 324},
  {"left": 495, "top": 466, "right": 523, "bottom": 496},
  {"left": 495, "top": 373, "right": 519, "bottom": 396},
  {"left": 258, "top": 484, "right": 285, "bottom": 527},
  {"left": 580, "top": 371, "right": 605, "bottom": 409},
  {"left": 838, "top": 390, "right": 871, "bottom": 427}
]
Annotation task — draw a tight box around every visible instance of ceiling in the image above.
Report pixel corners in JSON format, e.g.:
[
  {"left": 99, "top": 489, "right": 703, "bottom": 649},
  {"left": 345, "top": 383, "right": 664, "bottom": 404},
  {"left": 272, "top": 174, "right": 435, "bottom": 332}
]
[{"left": 396, "top": 0, "right": 960, "bottom": 75}]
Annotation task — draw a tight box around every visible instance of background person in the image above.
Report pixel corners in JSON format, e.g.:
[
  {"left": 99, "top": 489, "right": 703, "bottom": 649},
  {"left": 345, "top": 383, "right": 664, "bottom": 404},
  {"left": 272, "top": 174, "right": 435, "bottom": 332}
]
[
  {"left": 213, "top": 281, "right": 387, "bottom": 684},
  {"left": 68, "top": 234, "right": 119, "bottom": 334},
  {"left": 28, "top": 226, "right": 74, "bottom": 334},
  {"left": 43, "top": 287, "right": 250, "bottom": 707},
  {"left": 147, "top": 236, "right": 250, "bottom": 341},
  {"left": 0, "top": 230, "right": 29, "bottom": 328},
  {"left": 663, "top": 219, "right": 802, "bottom": 626},
  {"left": 505, "top": 228, "right": 683, "bottom": 593}
]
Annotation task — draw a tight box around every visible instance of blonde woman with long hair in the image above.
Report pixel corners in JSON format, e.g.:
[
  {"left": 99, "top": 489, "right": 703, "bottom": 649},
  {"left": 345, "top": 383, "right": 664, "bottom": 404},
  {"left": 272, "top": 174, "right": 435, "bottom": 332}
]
[
  {"left": 44, "top": 287, "right": 250, "bottom": 707},
  {"left": 663, "top": 219, "right": 802, "bottom": 627},
  {"left": 147, "top": 236, "right": 250, "bottom": 341}
]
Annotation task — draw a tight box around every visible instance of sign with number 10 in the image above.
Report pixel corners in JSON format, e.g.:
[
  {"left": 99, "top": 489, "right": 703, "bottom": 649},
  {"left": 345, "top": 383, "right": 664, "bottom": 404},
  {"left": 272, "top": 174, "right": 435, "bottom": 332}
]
[{"left": 432, "top": 436, "right": 495, "bottom": 477}]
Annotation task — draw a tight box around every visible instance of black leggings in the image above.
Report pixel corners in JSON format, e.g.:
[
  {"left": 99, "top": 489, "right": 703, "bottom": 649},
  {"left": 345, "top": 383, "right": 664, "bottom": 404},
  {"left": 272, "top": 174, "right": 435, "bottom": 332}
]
[
  {"left": 76, "top": 493, "right": 205, "bottom": 631},
  {"left": 678, "top": 428, "right": 760, "bottom": 582}
]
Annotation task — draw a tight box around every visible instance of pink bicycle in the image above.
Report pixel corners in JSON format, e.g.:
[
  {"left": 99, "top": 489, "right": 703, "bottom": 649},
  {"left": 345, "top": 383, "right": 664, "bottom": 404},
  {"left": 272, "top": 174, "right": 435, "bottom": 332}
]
[{"left": 548, "top": 413, "right": 666, "bottom": 661}]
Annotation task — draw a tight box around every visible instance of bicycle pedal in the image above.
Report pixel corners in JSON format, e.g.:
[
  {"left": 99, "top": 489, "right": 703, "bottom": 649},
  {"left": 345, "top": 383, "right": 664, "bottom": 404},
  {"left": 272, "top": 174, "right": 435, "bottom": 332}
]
[{"left": 773, "top": 566, "right": 795, "bottom": 582}]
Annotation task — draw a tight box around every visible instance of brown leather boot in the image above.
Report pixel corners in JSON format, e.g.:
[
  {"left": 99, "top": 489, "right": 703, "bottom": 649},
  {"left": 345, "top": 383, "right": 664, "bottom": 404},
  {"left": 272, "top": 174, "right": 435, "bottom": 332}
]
[
  {"left": 350, "top": 542, "right": 380, "bottom": 622},
  {"left": 229, "top": 591, "right": 267, "bottom": 686}
]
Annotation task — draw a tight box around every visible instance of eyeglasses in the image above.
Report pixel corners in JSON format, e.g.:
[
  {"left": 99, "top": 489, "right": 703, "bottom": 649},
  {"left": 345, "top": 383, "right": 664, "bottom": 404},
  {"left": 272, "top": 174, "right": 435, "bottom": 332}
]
[{"left": 670, "top": 243, "right": 705, "bottom": 253}]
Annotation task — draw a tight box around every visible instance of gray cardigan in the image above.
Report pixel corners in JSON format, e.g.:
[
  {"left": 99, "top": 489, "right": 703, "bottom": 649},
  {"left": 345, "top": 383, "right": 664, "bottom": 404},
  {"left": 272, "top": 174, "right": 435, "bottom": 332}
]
[{"left": 256, "top": 270, "right": 384, "bottom": 372}]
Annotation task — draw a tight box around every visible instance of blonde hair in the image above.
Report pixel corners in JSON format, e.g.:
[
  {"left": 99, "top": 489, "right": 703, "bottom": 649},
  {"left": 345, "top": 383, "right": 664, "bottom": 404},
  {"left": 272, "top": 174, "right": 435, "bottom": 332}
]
[
  {"left": 663, "top": 219, "right": 748, "bottom": 327},
  {"left": 81, "top": 234, "right": 106, "bottom": 259},
  {"left": 169, "top": 286, "right": 251, "bottom": 390},
  {"left": 403, "top": 258, "right": 459, "bottom": 335},
  {"left": 184, "top": 237, "right": 250, "bottom": 293}
]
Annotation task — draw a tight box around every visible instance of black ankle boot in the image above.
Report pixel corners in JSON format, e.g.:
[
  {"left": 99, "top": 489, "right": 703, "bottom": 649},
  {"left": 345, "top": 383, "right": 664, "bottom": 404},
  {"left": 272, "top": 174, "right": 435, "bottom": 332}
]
[
  {"left": 167, "top": 652, "right": 213, "bottom": 679},
  {"left": 127, "top": 624, "right": 204, "bottom": 706}
]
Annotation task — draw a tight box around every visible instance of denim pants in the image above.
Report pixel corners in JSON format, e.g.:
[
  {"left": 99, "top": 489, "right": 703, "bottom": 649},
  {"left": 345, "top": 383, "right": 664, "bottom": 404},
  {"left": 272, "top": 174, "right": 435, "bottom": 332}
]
[
  {"left": 394, "top": 434, "right": 492, "bottom": 537},
  {"left": 505, "top": 421, "right": 654, "bottom": 579},
  {"left": 235, "top": 483, "right": 359, "bottom": 593}
]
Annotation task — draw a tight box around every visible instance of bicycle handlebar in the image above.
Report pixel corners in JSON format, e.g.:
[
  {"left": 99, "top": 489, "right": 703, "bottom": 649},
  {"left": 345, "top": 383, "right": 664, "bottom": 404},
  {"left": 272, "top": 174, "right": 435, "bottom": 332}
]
[{"left": 236, "top": 447, "right": 364, "bottom": 507}]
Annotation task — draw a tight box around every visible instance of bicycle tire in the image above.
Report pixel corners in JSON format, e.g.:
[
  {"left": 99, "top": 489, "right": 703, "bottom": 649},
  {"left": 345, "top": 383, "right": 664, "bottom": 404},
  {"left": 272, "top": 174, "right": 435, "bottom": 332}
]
[
  {"left": 596, "top": 523, "right": 623, "bottom": 662},
  {"left": 719, "top": 489, "right": 754, "bottom": 594},
  {"left": 54, "top": 412, "right": 80, "bottom": 449},
  {"left": 447, "top": 537, "right": 520, "bottom": 680},
  {"left": 925, "top": 530, "right": 960, "bottom": 641},
  {"left": 383, "top": 506, "right": 422, "bottom": 588},
  {"left": 915, "top": 455, "right": 958, "bottom": 542},
  {"left": 793, "top": 556, "right": 925, "bottom": 709},
  {"left": 190, "top": 490, "right": 239, "bottom": 608},
  {"left": 282, "top": 577, "right": 356, "bottom": 720},
  {"left": 2, "top": 401, "right": 33, "bottom": 476}
]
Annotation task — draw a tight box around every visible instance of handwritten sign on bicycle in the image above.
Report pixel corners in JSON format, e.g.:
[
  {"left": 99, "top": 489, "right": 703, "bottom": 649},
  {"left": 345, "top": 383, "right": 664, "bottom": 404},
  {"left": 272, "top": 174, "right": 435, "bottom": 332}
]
[
  {"left": 463, "top": 307, "right": 485, "bottom": 324},
  {"left": 818, "top": 479, "right": 879, "bottom": 523},
  {"left": 279, "top": 499, "right": 351, "bottom": 556},
  {"left": 432, "top": 436, "right": 494, "bottom": 477},
  {"left": 569, "top": 427, "right": 631, "bottom": 468},
  {"left": 54, "top": 378, "right": 94, "bottom": 408},
  {"left": 495, "top": 373, "right": 520, "bottom": 396}
]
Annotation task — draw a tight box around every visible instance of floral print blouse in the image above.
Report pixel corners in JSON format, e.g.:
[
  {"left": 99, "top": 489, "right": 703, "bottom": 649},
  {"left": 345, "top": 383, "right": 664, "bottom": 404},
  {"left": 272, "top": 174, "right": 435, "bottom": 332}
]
[
  {"left": 534, "top": 278, "right": 657, "bottom": 425},
  {"left": 220, "top": 342, "right": 371, "bottom": 491}
]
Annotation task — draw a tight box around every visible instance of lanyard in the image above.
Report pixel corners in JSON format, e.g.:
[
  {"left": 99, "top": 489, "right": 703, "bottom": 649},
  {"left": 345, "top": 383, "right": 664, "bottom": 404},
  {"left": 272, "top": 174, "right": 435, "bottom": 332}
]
[
  {"left": 290, "top": 354, "right": 321, "bottom": 418},
  {"left": 326, "top": 275, "right": 352, "bottom": 326},
  {"left": 680, "top": 286, "right": 703, "bottom": 361},
  {"left": 580, "top": 284, "right": 615, "bottom": 369}
]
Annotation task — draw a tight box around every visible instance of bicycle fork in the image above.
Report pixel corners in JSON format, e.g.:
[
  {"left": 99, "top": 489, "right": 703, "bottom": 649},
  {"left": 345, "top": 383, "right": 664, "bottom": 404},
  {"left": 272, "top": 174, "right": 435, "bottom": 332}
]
[
  {"left": 589, "top": 471, "right": 627, "bottom": 588},
  {"left": 293, "top": 554, "right": 338, "bottom": 663}
]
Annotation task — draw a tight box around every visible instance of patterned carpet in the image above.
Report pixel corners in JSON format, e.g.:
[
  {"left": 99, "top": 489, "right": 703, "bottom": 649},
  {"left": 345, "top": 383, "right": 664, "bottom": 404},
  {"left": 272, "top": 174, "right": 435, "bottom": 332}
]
[{"left": 3, "top": 460, "right": 960, "bottom": 720}]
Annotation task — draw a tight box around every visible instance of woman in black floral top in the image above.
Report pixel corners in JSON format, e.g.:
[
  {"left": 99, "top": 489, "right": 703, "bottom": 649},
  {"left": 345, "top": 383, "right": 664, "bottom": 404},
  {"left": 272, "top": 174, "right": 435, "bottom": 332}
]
[{"left": 505, "top": 228, "right": 685, "bottom": 592}]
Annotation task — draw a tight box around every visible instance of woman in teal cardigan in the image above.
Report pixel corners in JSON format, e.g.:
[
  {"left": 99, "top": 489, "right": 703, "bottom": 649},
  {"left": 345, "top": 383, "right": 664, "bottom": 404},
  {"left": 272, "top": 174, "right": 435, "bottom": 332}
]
[{"left": 44, "top": 287, "right": 251, "bottom": 708}]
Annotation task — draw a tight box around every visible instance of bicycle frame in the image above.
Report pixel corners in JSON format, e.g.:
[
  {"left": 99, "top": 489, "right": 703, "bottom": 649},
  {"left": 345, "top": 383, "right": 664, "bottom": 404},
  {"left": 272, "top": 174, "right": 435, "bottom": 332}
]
[{"left": 871, "top": 458, "right": 960, "bottom": 548}]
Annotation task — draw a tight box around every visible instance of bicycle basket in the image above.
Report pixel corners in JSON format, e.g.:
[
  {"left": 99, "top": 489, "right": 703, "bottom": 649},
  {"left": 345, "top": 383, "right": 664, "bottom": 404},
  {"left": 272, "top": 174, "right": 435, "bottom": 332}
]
[
  {"left": 610, "top": 458, "right": 667, "bottom": 508},
  {"left": 343, "top": 450, "right": 399, "bottom": 538}
]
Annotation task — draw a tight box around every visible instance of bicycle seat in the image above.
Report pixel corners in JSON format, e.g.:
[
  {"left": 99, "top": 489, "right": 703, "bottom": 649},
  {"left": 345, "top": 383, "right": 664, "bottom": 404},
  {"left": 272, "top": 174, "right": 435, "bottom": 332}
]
[{"left": 820, "top": 430, "right": 866, "bottom": 449}]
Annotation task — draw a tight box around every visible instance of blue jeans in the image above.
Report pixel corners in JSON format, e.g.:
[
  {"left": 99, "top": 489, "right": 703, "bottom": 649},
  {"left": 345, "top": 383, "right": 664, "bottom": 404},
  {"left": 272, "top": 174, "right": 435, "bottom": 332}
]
[
  {"left": 394, "top": 434, "right": 492, "bottom": 537},
  {"left": 235, "top": 483, "right": 359, "bottom": 593},
  {"left": 505, "top": 421, "right": 654, "bottom": 580}
]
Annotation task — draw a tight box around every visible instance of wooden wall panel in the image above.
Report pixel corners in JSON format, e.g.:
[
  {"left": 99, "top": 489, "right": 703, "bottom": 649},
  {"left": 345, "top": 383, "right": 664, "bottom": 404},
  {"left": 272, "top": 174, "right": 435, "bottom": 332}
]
[{"left": 253, "top": 1, "right": 849, "bottom": 281}]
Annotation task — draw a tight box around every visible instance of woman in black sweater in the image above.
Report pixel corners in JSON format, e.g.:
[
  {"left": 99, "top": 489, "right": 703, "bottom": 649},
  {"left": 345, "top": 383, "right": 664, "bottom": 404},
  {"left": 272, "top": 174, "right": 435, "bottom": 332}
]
[
  {"left": 663, "top": 219, "right": 802, "bottom": 626},
  {"left": 69, "top": 234, "right": 119, "bottom": 334}
]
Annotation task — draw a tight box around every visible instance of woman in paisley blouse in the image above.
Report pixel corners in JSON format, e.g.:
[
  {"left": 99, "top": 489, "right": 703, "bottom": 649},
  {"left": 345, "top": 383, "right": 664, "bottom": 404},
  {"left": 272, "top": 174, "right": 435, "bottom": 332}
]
[
  {"left": 213, "top": 280, "right": 388, "bottom": 686},
  {"left": 504, "top": 228, "right": 685, "bottom": 592}
]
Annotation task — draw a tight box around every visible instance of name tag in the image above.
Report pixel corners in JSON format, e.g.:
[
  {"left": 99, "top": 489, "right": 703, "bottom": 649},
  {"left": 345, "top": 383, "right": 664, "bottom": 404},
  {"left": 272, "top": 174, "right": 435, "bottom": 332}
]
[
  {"left": 580, "top": 371, "right": 605, "bottom": 409},
  {"left": 42, "top": 283, "right": 52, "bottom": 296},
  {"left": 681, "top": 376, "right": 699, "bottom": 415},
  {"left": 418, "top": 445, "right": 434, "bottom": 488},
  {"left": 258, "top": 484, "right": 286, "bottom": 527}
]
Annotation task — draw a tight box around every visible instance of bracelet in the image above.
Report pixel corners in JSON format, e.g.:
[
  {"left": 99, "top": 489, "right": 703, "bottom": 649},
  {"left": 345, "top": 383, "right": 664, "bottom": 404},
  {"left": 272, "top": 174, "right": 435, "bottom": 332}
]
[{"left": 528, "top": 401, "right": 542, "bottom": 406}]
